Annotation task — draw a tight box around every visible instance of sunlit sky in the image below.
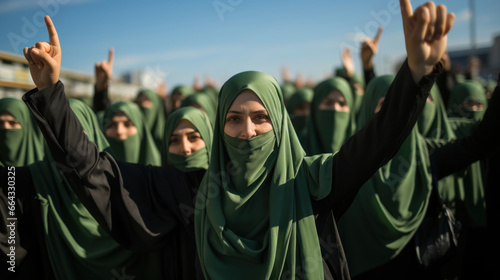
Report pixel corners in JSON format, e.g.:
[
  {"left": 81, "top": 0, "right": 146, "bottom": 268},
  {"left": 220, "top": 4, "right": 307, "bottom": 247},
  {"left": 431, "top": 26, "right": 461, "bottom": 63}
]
[{"left": 1, "top": 0, "right": 499, "bottom": 88}]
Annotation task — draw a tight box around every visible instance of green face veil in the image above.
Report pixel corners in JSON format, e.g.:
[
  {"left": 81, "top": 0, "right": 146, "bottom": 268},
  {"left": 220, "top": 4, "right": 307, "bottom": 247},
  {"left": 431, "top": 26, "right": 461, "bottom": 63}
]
[
  {"left": 305, "top": 77, "right": 356, "bottom": 155},
  {"left": 286, "top": 87, "right": 313, "bottom": 134},
  {"left": 446, "top": 81, "right": 488, "bottom": 228},
  {"left": 180, "top": 91, "right": 217, "bottom": 128},
  {"left": 195, "top": 71, "right": 335, "bottom": 279},
  {"left": 102, "top": 101, "right": 161, "bottom": 166},
  {"left": 135, "top": 89, "right": 166, "bottom": 148},
  {"left": 447, "top": 81, "right": 488, "bottom": 122},
  {"left": 337, "top": 75, "right": 433, "bottom": 277},
  {"left": 30, "top": 98, "right": 162, "bottom": 279},
  {"left": 162, "top": 106, "right": 212, "bottom": 172},
  {"left": 0, "top": 97, "right": 45, "bottom": 167}
]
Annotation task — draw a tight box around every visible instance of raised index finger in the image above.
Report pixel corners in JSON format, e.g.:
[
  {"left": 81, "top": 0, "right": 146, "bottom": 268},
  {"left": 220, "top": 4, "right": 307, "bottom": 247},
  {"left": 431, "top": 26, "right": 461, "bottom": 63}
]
[
  {"left": 108, "top": 48, "right": 114, "bottom": 65},
  {"left": 44, "top": 15, "right": 60, "bottom": 47},
  {"left": 400, "top": 0, "right": 414, "bottom": 32},
  {"left": 373, "top": 26, "right": 383, "bottom": 44}
]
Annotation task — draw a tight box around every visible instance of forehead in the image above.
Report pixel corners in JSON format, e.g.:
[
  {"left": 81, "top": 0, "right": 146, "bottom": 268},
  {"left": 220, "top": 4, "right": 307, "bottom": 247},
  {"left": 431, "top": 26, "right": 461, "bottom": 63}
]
[
  {"left": 228, "top": 90, "right": 267, "bottom": 111},
  {"left": 174, "top": 119, "right": 196, "bottom": 131},
  {"left": 0, "top": 112, "right": 17, "bottom": 119},
  {"left": 111, "top": 111, "right": 130, "bottom": 121}
]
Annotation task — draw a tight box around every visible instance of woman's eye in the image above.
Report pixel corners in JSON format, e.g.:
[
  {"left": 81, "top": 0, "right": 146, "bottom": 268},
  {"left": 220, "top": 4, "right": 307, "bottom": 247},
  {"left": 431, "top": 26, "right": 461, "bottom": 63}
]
[
  {"left": 169, "top": 137, "right": 179, "bottom": 144},
  {"left": 226, "top": 116, "right": 239, "bottom": 123}
]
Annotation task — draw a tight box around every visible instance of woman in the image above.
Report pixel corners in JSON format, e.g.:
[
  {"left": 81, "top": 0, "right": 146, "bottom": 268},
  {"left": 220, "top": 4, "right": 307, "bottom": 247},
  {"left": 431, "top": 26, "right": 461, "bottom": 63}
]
[
  {"left": 286, "top": 87, "right": 314, "bottom": 139},
  {"left": 0, "top": 97, "right": 45, "bottom": 167},
  {"left": 180, "top": 91, "right": 217, "bottom": 128},
  {"left": 303, "top": 77, "right": 356, "bottom": 154},
  {"left": 337, "top": 75, "right": 434, "bottom": 279},
  {"left": 1, "top": 99, "right": 163, "bottom": 280},
  {"left": 23, "top": 4, "right": 459, "bottom": 279},
  {"left": 102, "top": 101, "right": 161, "bottom": 166},
  {"left": 135, "top": 88, "right": 167, "bottom": 148}
]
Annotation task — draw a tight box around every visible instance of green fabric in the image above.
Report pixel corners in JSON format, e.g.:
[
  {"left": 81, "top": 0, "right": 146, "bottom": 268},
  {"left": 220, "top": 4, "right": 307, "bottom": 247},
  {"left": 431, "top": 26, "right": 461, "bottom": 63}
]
[
  {"left": 337, "top": 75, "right": 433, "bottom": 277},
  {"left": 135, "top": 89, "right": 166, "bottom": 149},
  {"left": 418, "top": 84, "right": 460, "bottom": 212},
  {"left": 0, "top": 97, "right": 45, "bottom": 167},
  {"left": 286, "top": 87, "right": 313, "bottom": 135},
  {"left": 447, "top": 81, "right": 487, "bottom": 121},
  {"left": 180, "top": 91, "right": 217, "bottom": 128},
  {"left": 335, "top": 67, "right": 365, "bottom": 116},
  {"left": 280, "top": 81, "right": 296, "bottom": 103},
  {"left": 162, "top": 106, "right": 213, "bottom": 172},
  {"left": 171, "top": 84, "right": 194, "bottom": 97},
  {"left": 102, "top": 101, "right": 161, "bottom": 166},
  {"left": 447, "top": 81, "right": 488, "bottom": 227},
  {"left": 195, "top": 71, "right": 336, "bottom": 279},
  {"left": 304, "top": 77, "right": 356, "bottom": 155},
  {"left": 30, "top": 98, "right": 162, "bottom": 280}
]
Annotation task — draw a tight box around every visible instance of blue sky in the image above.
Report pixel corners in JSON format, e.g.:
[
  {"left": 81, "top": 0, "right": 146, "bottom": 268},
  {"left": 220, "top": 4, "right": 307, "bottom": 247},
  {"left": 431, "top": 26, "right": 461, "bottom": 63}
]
[{"left": 1, "top": 0, "right": 499, "bottom": 88}]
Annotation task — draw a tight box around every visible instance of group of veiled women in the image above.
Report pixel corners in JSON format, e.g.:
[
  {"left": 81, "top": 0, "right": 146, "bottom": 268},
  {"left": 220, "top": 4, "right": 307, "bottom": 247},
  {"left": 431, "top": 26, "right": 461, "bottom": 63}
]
[{"left": 1, "top": 1, "right": 500, "bottom": 279}]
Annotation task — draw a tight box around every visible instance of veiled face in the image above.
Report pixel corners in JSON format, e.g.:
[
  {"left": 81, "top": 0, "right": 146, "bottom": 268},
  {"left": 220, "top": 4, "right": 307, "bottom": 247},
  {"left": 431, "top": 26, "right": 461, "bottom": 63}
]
[
  {"left": 223, "top": 90, "right": 273, "bottom": 139},
  {"left": 105, "top": 112, "right": 138, "bottom": 140},
  {"left": 318, "top": 90, "right": 350, "bottom": 112},
  {"left": 462, "top": 99, "right": 484, "bottom": 111},
  {"left": 168, "top": 119, "right": 206, "bottom": 155},
  {"left": 0, "top": 112, "right": 21, "bottom": 129}
]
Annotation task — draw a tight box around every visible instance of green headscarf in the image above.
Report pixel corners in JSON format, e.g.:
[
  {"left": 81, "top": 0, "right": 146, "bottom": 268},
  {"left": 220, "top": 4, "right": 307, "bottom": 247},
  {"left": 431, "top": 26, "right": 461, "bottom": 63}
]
[
  {"left": 335, "top": 67, "right": 366, "bottom": 116},
  {"left": 447, "top": 81, "right": 488, "bottom": 122},
  {"left": 304, "top": 77, "right": 356, "bottom": 155},
  {"left": 337, "top": 75, "right": 433, "bottom": 277},
  {"left": 0, "top": 97, "right": 45, "bottom": 167},
  {"left": 447, "top": 81, "right": 488, "bottom": 228},
  {"left": 195, "top": 71, "right": 336, "bottom": 279},
  {"left": 418, "top": 84, "right": 460, "bottom": 211},
  {"left": 102, "top": 101, "right": 161, "bottom": 166},
  {"left": 162, "top": 106, "right": 213, "bottom": 172},
  {"left": 30, "top": 98, "right": 162, "bottom": 279},
  {"left": 286, "top": 87, "right": 314, "bottom": 135},
  {"left": 135, "top": 89, "right": 166, "bottom": 149},
  {"left": 180, "top": 91, "right": 217, "bottom": 128}
]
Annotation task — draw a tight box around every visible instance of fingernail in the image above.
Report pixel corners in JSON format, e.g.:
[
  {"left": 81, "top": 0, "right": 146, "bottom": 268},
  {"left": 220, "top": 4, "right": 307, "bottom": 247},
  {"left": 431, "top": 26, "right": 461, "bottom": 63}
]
[{"left": 32, "top": 49, "right": 39, "bottom": 55}]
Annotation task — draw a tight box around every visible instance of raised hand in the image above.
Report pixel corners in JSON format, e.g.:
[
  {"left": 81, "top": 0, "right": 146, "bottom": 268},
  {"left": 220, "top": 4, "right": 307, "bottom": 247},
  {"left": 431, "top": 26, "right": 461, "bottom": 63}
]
[
  {"left": 360, "top": 26, "right": 383, "bottom": 70},
  {"left": 95, "top": 48, "right": 114, "bottom": 91},
  {"left": 341, "top": 48, "right": 355, "bottom": 78},
  {"left": 400, "top": 0, "right": 455, "bottom": 83},
  {"left": 23, "top": 15, "right": 61, "bottom": 91}
]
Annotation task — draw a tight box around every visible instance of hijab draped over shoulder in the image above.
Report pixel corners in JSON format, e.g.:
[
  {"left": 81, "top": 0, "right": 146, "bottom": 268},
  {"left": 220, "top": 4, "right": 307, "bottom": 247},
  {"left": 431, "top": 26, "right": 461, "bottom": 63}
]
[{"left": 195, "top": 71, "right": 336, "bottom": 279}]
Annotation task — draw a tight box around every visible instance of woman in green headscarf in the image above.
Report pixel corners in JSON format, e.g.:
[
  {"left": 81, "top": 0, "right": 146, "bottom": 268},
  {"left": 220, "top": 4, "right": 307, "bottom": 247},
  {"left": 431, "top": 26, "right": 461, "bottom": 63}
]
[
  {"left": 135, "top": 88, "right": 167, "bottom": 148},
  {"left": 170, "top": 84, "right": 194, "bottom": 113},
  {"left": 30, "top": 98, "right": 162, "bottom": 279},
  {"left": 162, "top": 106, "right": 212, "bottom": 172},
  {"left": 180, "top": 91, "right": 217, "bottom": 128},
  {"left": 286, "top": 87, "right": 314, "bottom": 139},
  {"left": 337, "top": 75, "right": 434, "bottom": 278},
  {"left": 303, "top": 77, "right": 356, "bottom": 155},
  {"left": 0, "top": 97, "right": 45, "bottom": 167},
  {"left": 101, "top": 101, "right": 161, "bottom": 166},
  {"left": 193, "top": 64, "right": 439, "bottom": 279}
]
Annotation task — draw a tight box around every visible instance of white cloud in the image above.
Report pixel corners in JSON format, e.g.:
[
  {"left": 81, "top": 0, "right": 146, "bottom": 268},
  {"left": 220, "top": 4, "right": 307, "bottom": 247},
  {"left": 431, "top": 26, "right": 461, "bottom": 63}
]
[{"left": 455, "top": 8, "right": 473, "bottom": 23}]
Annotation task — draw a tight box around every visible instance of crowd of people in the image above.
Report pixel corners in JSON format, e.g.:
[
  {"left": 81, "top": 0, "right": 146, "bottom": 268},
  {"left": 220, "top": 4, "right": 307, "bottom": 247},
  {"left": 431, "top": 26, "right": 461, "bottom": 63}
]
[{"left": 1, "top": 0, "right": 499, "bottom": 279}]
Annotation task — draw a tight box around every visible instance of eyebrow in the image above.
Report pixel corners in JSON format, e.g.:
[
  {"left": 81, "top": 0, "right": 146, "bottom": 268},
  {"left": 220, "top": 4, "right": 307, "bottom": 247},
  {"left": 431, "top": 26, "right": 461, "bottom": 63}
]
[
  {"left": 171, "top": 130, "right": 200, "bottom": 137},
  {"left": 226, "top": 110, "right": 268, "bottom": 115}
]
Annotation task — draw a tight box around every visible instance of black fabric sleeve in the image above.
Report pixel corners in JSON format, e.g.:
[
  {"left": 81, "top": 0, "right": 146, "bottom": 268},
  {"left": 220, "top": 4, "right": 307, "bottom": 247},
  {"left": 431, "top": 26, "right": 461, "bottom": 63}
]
[
  {"left": 22, "top": 82, "right": 192, "bottom": 251},
  {"left": 93, "top": 85, "right": 111, "bottom": 113},
  {"left": 313, "top": 60, "right": 441, "bottom": 219},
  {"left": 430, "top": 78, "right": 500, "bottom": 179},
  {"left": 363, "top": 67, "right": 376, "bottom": 87}
]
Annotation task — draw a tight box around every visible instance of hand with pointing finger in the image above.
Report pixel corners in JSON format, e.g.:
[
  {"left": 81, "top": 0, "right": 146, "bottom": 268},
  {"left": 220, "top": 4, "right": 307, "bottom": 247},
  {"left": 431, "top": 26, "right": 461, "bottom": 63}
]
[
  {"left": 95, "top": 48, "right": 114, "bottom": 92},
  {"left": 361, "top": 26, "right": 383, "bottom": 70},
  {"left": 400, "top": 0, "right": 455, "bottom": 83},
  {"left": 23, "top": 15, "right": 61, "bottom": 91}
]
